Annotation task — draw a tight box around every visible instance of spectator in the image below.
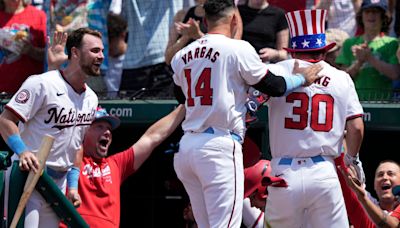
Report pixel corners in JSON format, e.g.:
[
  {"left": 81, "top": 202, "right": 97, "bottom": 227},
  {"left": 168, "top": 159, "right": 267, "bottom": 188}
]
[
  {"left": 315, "top": 0, "right": 362, "bottom": 36},
  {"left": 0, "top": 28, "right": 102, "bottom": 228},
  {"left": 120, "top": 0, "right": 185, "bottom": 99},
  {"left": 165, "top": 0, "right": 207, "bottom": 66},
  {"left": 74, "top": 106, "right": 185, "bottom": 228},
  {"left": 336, "top": 0, "right": 400, "bottom": 101},
  {"left": 239, "top": 0, "right": 289, "bottom": 63},
  {"left": 325, "top": 28, "right": 350, "bottom": 68},
  {"left": 50, "top": 0, "right": 88, "bottom": 33},
  {"left": 0, "top": 0, "right": 46, "bottom": 94},
  {"left": 103, "top": 13, "right": 127, "bottom": 98},
  {"left": 338, "top": 160, "right": 400, "bottom": 228}
]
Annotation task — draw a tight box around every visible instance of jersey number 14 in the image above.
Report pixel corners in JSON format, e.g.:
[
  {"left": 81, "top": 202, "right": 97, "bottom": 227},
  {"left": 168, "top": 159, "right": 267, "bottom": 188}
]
[{"left": 184, "top": 68, "right": 213, "bottom": 106}]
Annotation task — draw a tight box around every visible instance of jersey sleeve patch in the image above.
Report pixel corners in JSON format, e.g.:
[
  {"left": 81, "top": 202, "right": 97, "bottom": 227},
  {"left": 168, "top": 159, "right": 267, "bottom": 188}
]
[{"left": 15, "top": 89, "right": 30, "bottom": 104}]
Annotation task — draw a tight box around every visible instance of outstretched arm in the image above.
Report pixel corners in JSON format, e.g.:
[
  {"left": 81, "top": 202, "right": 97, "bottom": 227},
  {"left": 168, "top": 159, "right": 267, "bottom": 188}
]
[
  {"left": 338, "top": 166, "right": 400, "bottom": 228},
  {"left": 132, "top": 105, "right": 185, "bottom": 170},
  {"left": 252, "top": 61, "right": 323, "bottom": 97}
]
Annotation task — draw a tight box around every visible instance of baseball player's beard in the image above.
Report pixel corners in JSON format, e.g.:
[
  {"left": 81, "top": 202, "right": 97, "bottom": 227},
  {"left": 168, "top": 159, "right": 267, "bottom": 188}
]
[{"left": 81, "top": 62, "right": 101, "bottom": 77}]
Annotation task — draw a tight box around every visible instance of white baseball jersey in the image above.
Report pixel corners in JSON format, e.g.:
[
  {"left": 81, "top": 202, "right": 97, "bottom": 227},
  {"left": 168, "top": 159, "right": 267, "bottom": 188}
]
[
  {"left": 6, "top": 70, "right": 98, "bottom": 170},
  {"left": 171, "top": 34, "right": 268, "bottom": 137},
  {"left": 266, "top": 59, "right": 363, "bottom": 158}
]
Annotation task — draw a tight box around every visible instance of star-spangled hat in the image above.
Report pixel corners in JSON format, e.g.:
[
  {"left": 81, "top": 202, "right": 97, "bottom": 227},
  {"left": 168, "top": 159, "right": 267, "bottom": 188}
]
[{"left": 284, "top": 9, "right": 336, "bottom": 52}]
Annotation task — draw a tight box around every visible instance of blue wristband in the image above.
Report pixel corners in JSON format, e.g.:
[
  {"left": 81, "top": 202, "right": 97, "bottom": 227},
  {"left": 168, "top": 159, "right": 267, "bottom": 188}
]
[
  {"left": 67, "top": 166, "right": 80, "bottom": 189},
  {"left": 6, "top": 134, "right": 28, "bottom": 155},
  {"left": 284, "top": 74, "right": 306, "bottom": 94}
]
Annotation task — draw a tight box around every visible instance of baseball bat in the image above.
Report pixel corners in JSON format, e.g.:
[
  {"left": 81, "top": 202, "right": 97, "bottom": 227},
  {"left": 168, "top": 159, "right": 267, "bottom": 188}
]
[{"left": 9, "top": 135, "right": 54, "bottom": 228}]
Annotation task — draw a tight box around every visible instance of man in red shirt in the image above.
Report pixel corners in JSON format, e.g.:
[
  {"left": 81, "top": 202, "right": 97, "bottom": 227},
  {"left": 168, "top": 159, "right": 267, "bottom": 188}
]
[
  {"left": 392, "top": 204, "right": 400, "bottom": 221},
  {"left": 338, "top": 159, "right": 400, "bottom": 228},
  {"left": 76, "top": 106, "right": 185, "bottom": 228}
]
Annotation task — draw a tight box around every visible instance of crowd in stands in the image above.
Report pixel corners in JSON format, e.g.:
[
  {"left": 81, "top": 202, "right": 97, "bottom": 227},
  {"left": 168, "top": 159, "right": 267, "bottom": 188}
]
[{"left": 0, "top": 0, "right": 399, "bottom": 101}]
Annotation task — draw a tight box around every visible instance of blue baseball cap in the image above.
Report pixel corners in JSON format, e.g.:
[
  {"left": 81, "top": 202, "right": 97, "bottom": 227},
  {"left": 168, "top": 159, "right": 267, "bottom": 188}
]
[
  {"left": 93, "top": 107, "right": 120, "bottom": 130},
  {"left": 361, "top": 0, "right": 388, "bottom": 11}
]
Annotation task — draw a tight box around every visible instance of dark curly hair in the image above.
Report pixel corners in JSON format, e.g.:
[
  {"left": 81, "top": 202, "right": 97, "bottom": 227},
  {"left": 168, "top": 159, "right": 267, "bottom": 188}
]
[
  {"left": 203, "top": 0, "right": 235, "bottom": 21},
  {"left": 356, "top": 7, "right": 392, "bottom": 33}
]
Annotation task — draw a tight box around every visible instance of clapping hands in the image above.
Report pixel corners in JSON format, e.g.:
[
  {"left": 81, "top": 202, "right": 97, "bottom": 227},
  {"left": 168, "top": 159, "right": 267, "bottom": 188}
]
[
  {"left": 351, "top": 42, "right": 371, "bottom": 63},
  {"left": 175, "top": 18, "right": 204, "bottom": 40}
]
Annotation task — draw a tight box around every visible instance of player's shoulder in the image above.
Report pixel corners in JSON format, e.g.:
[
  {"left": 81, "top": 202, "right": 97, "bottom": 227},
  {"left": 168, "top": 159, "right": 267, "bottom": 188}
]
[
  {"left": 320, "top": 61, "right": 352, "bottom": 80},
  {"left": 231, "top": 38, "right": 255, "bottom": 51},
  {"left": 317, "top": 61, "right": 356, "bottom": 90},
  {"left": 266, "top": 59, "right": 294, "bottom": 75},
  {"left": 23, "top": 70, "right": 58, "bottom": 86}
]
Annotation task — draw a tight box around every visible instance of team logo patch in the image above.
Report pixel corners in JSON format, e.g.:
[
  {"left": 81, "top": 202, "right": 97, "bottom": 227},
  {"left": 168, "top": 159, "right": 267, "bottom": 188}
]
[{"left": 15, "top": 89, "right": 30, "bottom": 104}]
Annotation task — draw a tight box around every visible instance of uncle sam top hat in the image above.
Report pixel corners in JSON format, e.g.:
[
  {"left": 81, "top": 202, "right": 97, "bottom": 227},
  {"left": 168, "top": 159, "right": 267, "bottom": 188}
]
[{"left": 284, "top": 9, "right": 336, "bottom": 52}]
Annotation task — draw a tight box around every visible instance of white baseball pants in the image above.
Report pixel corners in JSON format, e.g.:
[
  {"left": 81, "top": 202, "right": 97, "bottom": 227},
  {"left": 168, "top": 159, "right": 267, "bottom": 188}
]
[
  {"left": 265, "top": 156, "right": 349, "bottom": 228},
  {"left": 174, "top": 131, "right": 244, "bottom": 228}
]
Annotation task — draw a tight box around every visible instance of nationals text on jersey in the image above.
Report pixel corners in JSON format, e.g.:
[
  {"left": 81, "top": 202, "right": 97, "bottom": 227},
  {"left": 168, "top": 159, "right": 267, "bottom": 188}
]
[
  {"left": 181, "top": 46, "right": 220, "bottom": 64},
  {"left": 44, "top": 107, "right": 95, "bottom": 129}
]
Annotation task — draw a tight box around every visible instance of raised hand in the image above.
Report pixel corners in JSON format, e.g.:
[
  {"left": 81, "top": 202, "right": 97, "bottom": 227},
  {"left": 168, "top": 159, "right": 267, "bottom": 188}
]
[
  {"left": 338, "top": 165, "right": 365, "bottom": 199},
  {"left": 47, "top": 31, "right": 68, "bottom": 70},
  {"left": 175, "top": 18, "right": 203, "bottom": 40},
  {"left": 292, "top": 60, "right": 323, "bottom": 86},
  {"left": 185, "top": 18, "right": 203, "bottom": 40}
]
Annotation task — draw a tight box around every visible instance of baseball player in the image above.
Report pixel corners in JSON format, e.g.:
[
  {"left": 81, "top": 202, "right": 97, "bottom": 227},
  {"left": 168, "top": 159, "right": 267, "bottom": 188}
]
[
  {"left": 0, "top": 28, "right": 102, "bottom": 227},
  {"left": 170, "top": 1, "right": 322, "bottom": 227},
  {"left": 264, "top": 9, "right": 364, "bottom": 227}
]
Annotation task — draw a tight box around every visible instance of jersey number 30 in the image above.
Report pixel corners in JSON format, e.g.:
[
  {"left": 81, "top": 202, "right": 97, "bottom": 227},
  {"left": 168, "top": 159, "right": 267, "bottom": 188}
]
[
  {"left": 184, "top": 68, "right": 213, "bottom": 106},
  {"left": 285, "top": 92, "right": 334, "bottom": 132}
]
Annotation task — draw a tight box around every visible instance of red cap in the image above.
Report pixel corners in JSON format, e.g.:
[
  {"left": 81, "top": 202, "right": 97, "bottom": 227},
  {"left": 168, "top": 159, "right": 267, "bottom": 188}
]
[{"left": 244, "top": 160, "right": 271, "bottom": 199}]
